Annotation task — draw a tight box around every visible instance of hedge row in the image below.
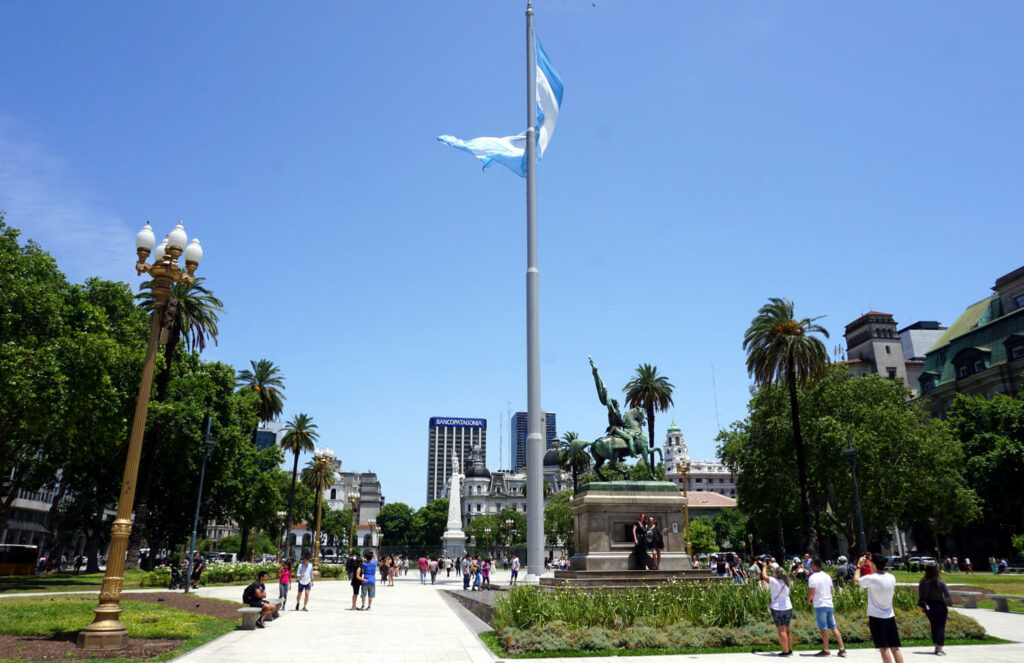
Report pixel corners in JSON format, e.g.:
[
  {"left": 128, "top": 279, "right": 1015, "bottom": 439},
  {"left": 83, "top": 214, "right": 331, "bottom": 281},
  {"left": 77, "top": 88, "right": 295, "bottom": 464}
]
[{"left": 139, "top": 562, "right": 348, "bottom": 587}]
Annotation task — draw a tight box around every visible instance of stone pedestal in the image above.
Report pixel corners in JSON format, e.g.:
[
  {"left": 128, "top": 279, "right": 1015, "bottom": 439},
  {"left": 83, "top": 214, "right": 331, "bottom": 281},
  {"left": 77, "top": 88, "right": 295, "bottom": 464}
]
[
  {"left": 442, "top": 531, "right": 466, "bottom": 559},
  {"left": 570, "top": 481, "right": 693, "bottom": 572}
]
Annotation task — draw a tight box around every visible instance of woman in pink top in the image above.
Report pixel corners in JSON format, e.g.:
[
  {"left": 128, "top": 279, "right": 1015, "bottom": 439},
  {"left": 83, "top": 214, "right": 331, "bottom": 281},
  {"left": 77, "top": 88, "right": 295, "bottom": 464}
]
[
  {"left": 278, "top": 560, "right": 292, "bottom": 601},
  {"left": 481, "top": 558, "right": 491, "bottom": 590}
]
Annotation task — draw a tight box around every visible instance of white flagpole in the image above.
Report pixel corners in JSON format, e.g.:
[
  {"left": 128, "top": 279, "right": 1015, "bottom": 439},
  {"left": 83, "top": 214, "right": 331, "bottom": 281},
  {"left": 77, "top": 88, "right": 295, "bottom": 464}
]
[{"left": 524, "top": 0, "right": 544, "bottom": 580}]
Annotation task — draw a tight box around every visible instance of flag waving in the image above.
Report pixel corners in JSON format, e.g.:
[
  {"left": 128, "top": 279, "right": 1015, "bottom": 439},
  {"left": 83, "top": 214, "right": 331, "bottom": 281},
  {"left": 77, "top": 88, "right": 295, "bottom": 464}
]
[{"left": 437, "top": 37, "right": 563, "bottom": 177}]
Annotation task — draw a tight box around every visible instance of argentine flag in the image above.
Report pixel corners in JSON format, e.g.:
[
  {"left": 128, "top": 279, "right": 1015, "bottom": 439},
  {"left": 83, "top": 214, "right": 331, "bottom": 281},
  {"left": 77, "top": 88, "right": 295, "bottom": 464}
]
[{"left": 438, "top": 38, "right": 564, "bottom": 177}]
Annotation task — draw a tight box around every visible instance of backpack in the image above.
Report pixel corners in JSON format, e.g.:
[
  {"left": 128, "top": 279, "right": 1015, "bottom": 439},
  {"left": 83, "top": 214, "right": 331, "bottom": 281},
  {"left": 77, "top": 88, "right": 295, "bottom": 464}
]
[{"left": 242, "top": 582, "right": 257, "bottom": 605}]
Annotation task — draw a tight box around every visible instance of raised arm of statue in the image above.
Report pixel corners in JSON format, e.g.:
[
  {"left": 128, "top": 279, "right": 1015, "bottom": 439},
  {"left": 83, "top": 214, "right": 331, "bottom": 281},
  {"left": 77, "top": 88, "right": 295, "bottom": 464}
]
[
  {"left": 451, "top": 456, "right": 460, "bottom": 476},
  {"left": 590, "top": 356, "right": 609, "bottom": 406}
]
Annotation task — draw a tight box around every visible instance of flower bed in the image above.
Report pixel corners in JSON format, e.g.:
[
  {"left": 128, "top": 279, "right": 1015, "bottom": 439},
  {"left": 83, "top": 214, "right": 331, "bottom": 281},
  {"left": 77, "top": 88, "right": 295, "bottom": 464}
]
[
  {"left": 491, "top": 583, "right": 988, "bottom": 655},
  {"left": 139, "top": 561, "right": 347, "bottom": 587}
]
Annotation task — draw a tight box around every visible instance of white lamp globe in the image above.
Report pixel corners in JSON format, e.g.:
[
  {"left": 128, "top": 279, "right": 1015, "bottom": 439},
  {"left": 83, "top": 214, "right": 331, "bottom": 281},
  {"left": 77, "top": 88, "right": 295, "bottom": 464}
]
[
  {"left": 152, "top": 237, "right": 168, "bottom": 264},
  {"left": 167, "top": 221, "right": 187, "bottom": 251},
  {"left": 135, "top": 222, "right": 155, "bottom": 251},
  {"left": 184, "top": 238, "right": 203, "bottom": 265}
]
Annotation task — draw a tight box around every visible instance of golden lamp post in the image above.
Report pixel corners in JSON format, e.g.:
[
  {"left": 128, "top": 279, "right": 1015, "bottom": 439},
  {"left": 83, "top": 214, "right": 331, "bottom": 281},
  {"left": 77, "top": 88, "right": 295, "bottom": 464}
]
[
  {"left": 78, "top": 221, "right": 203, "bottom": 651},
  {"left": 347, "top": 490, "right": 360, "bottom": 554},
  {"left": 311, "top": 447, "right": 335, "bottom": 579},
  {"left": 675, "top": 460, "right": 693, "bottom": 561}
]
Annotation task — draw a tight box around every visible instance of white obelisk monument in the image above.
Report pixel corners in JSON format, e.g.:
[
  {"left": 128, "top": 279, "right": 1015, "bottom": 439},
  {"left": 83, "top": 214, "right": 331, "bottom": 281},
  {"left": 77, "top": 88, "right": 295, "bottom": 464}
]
[{"left": 441, "top": 456, "right": 466, "bottom": 558}]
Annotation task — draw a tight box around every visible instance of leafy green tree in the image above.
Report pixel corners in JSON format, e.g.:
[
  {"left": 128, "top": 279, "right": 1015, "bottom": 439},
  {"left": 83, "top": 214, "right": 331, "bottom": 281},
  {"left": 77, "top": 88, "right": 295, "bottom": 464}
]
[
  {"left": 623, "top": 363, "right": 675, "bottom": 465},
  {"left": 321, "top": 507, "right": 352, "bottom": 550},
  {"left": 376, "top": 502, "right": 415, "bottom": 548},
  {"left": 946, "top": 391, "right": 1024, "bottom": 553},
  {"left": 688, "top": 518, "right": 719, "bottom": 554},
  {"left": 236, "top": 358, "right": 286, "bottom": 426},
  {"left": 711, "top": 509, "right": 749, "bottom": 551},
  {"left": 128, "top": 277, "right": 223, "bottom": 567},
  {"left": 411, "top": 498, "right": 449, "bottom": 548},
  {"left": 719, "top": 365, "right": 980, "bottom": 558},
  {"left": 279, "top": 413, "right": 318, "bottom": 558},
  {"left": 544, "top": 490, "right": 574, "bottom": 555},
  {"left": 742, "top": 297, "right": 829, "bottom": 556}
]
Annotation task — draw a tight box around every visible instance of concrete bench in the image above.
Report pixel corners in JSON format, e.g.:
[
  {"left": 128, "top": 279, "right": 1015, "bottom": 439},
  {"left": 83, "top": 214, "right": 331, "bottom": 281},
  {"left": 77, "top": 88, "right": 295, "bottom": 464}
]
[
  {"left": 989, "top": 594, "right": 1024, "bottom": 612},
  {"left": 238, "top": 607, "right": 262, "bottom": 630},
  {"left": 270, "top": 598, "right": 285, "bottom": 619},
  {"left": 950, "top": 590, "right": 983, "bottom": 608}
]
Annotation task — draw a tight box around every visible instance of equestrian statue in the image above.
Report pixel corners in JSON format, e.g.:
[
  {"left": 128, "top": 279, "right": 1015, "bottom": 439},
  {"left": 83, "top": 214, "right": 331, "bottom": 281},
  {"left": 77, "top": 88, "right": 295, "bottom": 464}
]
[{"left": 566, "top": 356, "right": 664, "bottom": 481}]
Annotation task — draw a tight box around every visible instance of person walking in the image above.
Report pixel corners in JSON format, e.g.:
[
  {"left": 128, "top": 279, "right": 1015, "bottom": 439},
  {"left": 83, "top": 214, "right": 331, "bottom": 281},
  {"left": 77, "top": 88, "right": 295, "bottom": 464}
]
[
  {"left": 461, "top": 555, "right": 471, "bottom": 590},
  {"left": 428, "top": 557, "right": 439, "bottom": 584},
  {"left": 807, "top": 558, "right": 847, "bottom": 657},
  {"left": 294, "top": 555, "right": 313, "bottom": 611},
  {"left": 388, "top": 556, "right": 396, "bottom": 586},
  {"left": 417, "top": 555, "right": 428, "bottom": 584},
  {"left": 918, "top": 563, "right": 950, "bottom": 656},
  {"left": 277, "top": 559, "right": 292, "bottom": 603},
  {"left": 481, "top": 557, "right": 491, "bottom": 590},
  {"left": 190, "top": 553, "right": 205, "bottom": 589},
  {"left": 855, "top": 554, "right": 902, "bottom": 663},
  {"left": 762, "top": 564, "right": 793, "bottom": 657},
  {"left": 358, "top": 550, "right": 377, "bottom": 611},
  {"left": 471, "top": 555, "right": 482, "bottom": 591},
  {"left": 510, "top": 553, "right": 520, "bottom": 586}
]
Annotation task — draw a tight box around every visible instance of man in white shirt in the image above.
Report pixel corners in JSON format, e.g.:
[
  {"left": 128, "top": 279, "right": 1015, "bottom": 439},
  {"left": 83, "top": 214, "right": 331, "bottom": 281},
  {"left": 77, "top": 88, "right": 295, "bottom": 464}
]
[
  {"left": 806, "top": 559, "right": 847, "bottom": 657},
  {"left": 294, "top": 555, "right": 313, "bottom": 611},
  {"left": 510, "top": 553, "right": 520, "bottom": 586},
  {"left": 856, "top": 554, "right": 903, "bottom": 663}
]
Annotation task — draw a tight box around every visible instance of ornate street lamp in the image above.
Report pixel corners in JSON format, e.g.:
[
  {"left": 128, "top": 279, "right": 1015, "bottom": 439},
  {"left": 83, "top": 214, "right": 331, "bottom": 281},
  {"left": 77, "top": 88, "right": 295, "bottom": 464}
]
[
  {"left": 347, "top": 489, "right": 360, "bottom": 554},
  {"left": 311, "top": 448, "right": 335, "bottom": 578},
  {"left": 79, "top": 222, "right": 203, "bottom": 651},
  {"left": 675, "top": 460, "right": 693, "bottom": 560},
  {"left": 275, "top": 511, "right": 287, "bottom": 563},
  {"left": 842, "top": 434, "right": 868, "bottom": 554},
  {"left": 184, "top": 418, "right": 217, "bottom": 594}
]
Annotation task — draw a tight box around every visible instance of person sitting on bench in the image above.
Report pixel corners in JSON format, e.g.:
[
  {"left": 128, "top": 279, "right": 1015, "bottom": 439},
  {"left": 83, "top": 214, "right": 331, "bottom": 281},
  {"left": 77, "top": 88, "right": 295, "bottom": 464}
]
[{"left": 242, "top": 571, "right": 276, "bottom": 628}]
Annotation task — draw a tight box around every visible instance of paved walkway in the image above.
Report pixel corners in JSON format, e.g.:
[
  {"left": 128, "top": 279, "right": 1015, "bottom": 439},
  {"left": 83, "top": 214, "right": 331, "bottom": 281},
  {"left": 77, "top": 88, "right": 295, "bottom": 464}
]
[{"left": 181, "top": 570, "right": 495, "bottom": 663}]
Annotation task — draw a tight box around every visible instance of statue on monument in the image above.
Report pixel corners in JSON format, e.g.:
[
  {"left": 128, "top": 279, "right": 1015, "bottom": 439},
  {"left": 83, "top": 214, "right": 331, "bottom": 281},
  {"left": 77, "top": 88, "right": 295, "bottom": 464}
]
[{"left": 565, "top": 356, "right": 663, "bottom": 481}]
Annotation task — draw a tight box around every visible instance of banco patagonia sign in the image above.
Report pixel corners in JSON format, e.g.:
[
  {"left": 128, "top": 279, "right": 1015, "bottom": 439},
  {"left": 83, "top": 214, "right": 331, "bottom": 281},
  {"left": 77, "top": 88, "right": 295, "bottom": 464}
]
[{"left": 430, "top": 417, "right": 486, "bottom": 429}]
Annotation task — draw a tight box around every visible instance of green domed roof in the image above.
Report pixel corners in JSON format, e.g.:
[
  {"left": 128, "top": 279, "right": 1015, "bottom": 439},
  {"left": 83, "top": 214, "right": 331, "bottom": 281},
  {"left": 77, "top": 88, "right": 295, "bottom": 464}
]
[{"left": 666, "top": 421, "right": 681, "bottom": 434}]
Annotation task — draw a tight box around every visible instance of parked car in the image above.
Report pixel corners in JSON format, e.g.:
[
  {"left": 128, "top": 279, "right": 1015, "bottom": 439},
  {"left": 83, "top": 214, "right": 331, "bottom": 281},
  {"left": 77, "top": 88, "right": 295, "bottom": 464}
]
[{"left": 883, "top": 555, "right": 904, "bottom": 570}]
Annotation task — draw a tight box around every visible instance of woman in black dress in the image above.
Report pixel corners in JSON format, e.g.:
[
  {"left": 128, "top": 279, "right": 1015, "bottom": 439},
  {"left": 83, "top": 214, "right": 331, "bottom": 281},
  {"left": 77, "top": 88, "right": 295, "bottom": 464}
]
[
  {"left": 646, "top": 516, "right": 664, "bottom": 570},
  {"left": 631, "top": 513, "right": 652, "bottom": 570}
]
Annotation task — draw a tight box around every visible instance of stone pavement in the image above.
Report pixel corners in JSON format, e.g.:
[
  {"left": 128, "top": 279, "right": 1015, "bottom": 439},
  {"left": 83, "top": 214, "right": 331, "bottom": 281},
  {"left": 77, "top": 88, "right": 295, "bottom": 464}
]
[{"left": 173, "top": 568, "right": 1024, "bottom": 663}]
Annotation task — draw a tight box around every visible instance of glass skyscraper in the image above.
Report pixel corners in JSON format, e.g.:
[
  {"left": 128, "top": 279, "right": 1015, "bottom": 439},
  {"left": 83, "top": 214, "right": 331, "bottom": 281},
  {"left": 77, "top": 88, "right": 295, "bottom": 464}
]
[{"left": 509, "top": 411, "right": 557, "bottom": 472}]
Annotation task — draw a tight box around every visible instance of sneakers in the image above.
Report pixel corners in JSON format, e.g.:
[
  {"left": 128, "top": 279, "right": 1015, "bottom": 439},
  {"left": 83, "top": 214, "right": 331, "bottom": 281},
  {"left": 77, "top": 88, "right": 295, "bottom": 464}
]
[
  {"left": 302, "top": 606, "right": 308, "bottom": 611},
  {"left": 813, "top": 652, "right": 831, "bottom": 657},
  {"left": 838, "top": 651, "right": 847, "bottom": 658},
  {"left": 935, "top": 649, "right": 946, "bottom": 656},
  {"left": 255, "top": 619, "right": 265, "bottom": 629},
  {"left": 294, "top": 605, "right": 299, "bottom": 610}
]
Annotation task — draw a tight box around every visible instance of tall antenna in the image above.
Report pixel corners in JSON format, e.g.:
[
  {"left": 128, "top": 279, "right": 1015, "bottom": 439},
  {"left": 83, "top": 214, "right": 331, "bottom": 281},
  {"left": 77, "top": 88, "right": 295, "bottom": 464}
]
[
  {"left": 499, "top": 408, "right": 503, "bottom": 472},
  {"left": 711, "top": 364, "right": 721, "bottom": 431}
]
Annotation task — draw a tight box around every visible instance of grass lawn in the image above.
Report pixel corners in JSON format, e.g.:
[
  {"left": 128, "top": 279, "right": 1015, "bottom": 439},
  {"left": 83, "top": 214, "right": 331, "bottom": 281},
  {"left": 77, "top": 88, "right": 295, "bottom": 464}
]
[
  {"left": 891, "top": 570, "right": 1024, "bottom": 595},
  {"left": 478, "top": 631, "right": 1011, "bottom": 659},
  {"left": 0, "top": 595, "right": 236, "bottom": 661},
  {"left": 0, "top": 569, "right": 150, "bottom": 595}
]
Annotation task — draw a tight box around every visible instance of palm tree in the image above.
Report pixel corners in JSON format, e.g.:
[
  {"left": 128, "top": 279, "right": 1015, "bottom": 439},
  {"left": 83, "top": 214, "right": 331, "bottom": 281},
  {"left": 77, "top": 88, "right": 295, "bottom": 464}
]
[
  {"left": 557, "top": 431, "right": 589, "bottom": 492},
  {"left": 128, "top": 277, "right": 223, "bottom": 568},
  {"left": 236, "top": 358, "right": 287, "bottom": 426},
  {"left": 300, "top": 457, "right": 337, "bottom": 562},
  {"left": 623, "top": 364, "right": 675, "bottom": 467},
  {"left": 743, "top": 297, "right": 829, "bottom": 557},
  {"left": 280, "top": 413, "right": 319, "bottom": 558}
]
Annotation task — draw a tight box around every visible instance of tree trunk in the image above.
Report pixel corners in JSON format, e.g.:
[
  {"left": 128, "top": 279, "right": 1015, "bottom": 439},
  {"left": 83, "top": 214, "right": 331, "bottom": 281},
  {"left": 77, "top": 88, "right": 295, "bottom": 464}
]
[
  {"left": 786, "top": 361, "right": 818, "bottom": 559},
  {"left": 126, "top": 331, "right": 179, "bottom": 568},
  {"left": 41, "top": 481, "right": 68, "bottom": 572},
  {"left": 84, "top": 522, "right": 103, "bottom": 574},
  {"left": 238, "top": 523, "right": 251, "bottom": 562},
  {"left": 283, "top": 450, "right": 300, "bottom": 559}
]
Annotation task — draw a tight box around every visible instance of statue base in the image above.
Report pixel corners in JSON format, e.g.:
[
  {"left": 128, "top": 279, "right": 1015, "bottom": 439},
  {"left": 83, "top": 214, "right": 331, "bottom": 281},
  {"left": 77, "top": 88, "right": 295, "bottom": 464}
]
[
  {"left": 441, "top": 530, "right": 466, "bottom": 559},
  {"left": 569, "top": 481, "right": 695, "bottom": 572}
]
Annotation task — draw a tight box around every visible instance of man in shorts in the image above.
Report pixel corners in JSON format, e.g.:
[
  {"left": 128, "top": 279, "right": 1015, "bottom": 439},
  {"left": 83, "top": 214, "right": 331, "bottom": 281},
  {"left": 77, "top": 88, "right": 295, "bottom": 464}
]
[
  {"left": 807, "top": 558, "right": 847, "bottom": 657},
  {"left": 243, "top": 571, "right": 276, "bottom": 628},
  {"left": 359, "top": 550, "right": 377, "bottom": 611},
  {"left": 856, "top": 554, "right": 903, "bottom": 663},
  {"left": 294, "top": 555, "right": 313, "bottom": 611},
  {"left": 510, "top": 553, "right": 520, "bottom": 586}
]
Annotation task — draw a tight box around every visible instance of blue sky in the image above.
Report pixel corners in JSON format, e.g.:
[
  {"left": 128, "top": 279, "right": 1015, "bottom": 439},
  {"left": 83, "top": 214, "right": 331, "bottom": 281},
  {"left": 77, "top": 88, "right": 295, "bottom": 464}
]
[{"left": 2, "top": 2, "right": 1022, "bottom": 509}]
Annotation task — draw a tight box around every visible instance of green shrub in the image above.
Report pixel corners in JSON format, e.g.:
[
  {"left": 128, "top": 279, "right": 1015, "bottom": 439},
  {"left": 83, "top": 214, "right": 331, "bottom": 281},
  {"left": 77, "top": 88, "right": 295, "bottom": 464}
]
[{"left": 139, "top": 567, "right": 171, "bottom": 587}]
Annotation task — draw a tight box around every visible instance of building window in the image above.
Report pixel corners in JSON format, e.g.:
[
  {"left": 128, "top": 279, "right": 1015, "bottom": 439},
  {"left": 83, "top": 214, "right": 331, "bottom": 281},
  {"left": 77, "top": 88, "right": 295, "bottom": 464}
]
[
  {"left": 1012, "top": 345, "right": 1024, "bottom": 360},
  {"left": 476, "top": 504, "right": 481, "bottom": 512},
  {"left": 886, "top": 345, "right": 891, "bottom": 354},
  {"left": 330, "top": 489, "right": 336, "bottom": 500},
  {"left": 887, "top": 367, "right": 897, "bottom": 380},
  {"left": 958, "top": 365, "right": 969, "bottom": 378},
  {"left": 1016, "top": 294, "right": 1024, "bottom": 309},
  {"left": 974, "top": 360, "right": 985, "bottom": 372}
]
